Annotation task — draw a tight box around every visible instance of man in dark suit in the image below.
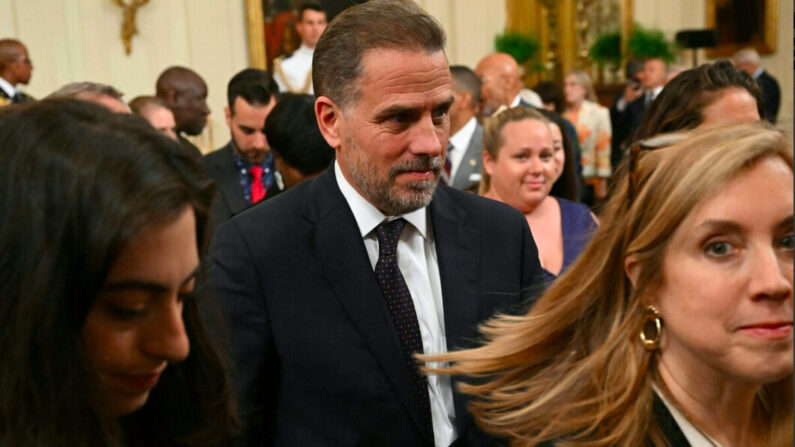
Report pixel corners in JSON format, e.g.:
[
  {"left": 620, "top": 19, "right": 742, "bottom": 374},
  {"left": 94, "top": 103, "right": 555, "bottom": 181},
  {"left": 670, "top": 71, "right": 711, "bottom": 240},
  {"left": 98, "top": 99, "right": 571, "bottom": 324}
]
[
  {"left": 202, "top": 69, "right": 280, "bottom": 235},
  {"left": 156, "top": 66, "right": 210, "bottom": 158},
  {"left": 732, "top": 48, "right": 780, "bottom": 124},
  {"left": 0, "top": 39, "right": 34, "bottom": 105},
  {"left": 446, "top": 66, "right": 483, "bottom": 191},
  {"left": 610, "top": 57, "right": 667, "bottom": 169},
  {"left": 210, "top": 1, "right": 544, "bottom": 446}
]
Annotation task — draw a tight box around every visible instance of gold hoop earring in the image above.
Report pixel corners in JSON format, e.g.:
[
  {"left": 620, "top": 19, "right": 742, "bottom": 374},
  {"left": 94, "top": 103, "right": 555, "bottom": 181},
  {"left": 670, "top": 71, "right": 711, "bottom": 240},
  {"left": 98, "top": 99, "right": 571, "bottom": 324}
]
[{"left": 639, "top": 305, "right": 662, "bottom": 351}]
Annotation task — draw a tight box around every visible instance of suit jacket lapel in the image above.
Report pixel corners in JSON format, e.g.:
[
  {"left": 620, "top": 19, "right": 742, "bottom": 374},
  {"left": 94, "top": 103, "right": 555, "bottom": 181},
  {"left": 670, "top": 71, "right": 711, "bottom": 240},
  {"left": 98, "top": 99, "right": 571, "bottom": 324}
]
[
  {"left": 451, "top": 124, "right": 483, "bottom": 188},
  {"left": 214, "top": 144, "right": 249, "bottom": 215},
  {"left": 429, "top": 187, "right": 481, "bottom": 435},
  {"left": 304, "top": 167, "right": 434, "bottom": 444}
]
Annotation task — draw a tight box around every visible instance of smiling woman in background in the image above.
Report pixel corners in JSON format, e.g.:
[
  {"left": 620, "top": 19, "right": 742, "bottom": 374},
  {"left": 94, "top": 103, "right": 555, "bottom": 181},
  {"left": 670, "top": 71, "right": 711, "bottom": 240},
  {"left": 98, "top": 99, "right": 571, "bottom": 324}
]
[
  {"left": 429, "top": 123, "right": 793, "bottom": 446},
  {"left": 480, "top": 107, "right": 596, "bottom": 284},
  {"left": 0, "top": 99, "right": 237, "bottom": 446}
]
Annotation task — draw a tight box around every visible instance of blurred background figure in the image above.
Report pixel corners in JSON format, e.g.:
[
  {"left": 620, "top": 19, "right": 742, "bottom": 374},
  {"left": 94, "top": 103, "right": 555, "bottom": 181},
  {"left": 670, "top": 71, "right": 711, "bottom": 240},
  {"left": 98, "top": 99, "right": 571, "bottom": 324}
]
[
  {"left": 0, "top": 38, "right": 34, "bottom": 105},
  {"left": 263, "top": 93, "right": 333, "bottom": 189},
  {"left": 563, "top": 70, "right": 611, "bottom": 204},
  {"left": 46, "top": 81, "right": 130, "bottom": 113},
  {"left": 202, "top": 68, "right": 279, "bottom": 235},
  {"left": 156, "top": 66, "right": 210, "bottom": 158},
  {"left": 475, "top": 52, "right": 542, "bottom": 118},
  {"left": 429, "top": 123, "right": 793, "bottom": 447},
  {"left": 273, "top": 3, "right": 327, "bottom": 94},
  {"left": 480, "top": 107, "right": 596, "bottom": 283},
  {"left": 0, "top": 99, "right": 237, "bottom": 447},
  {"left": 610, "top": 57, "right": 667, "bottom": 168},
  {"left": 129, "top": 95, "right": 178, "bottom": 141},
  {"left": 538, "top": 108, "right": 581, "bottom": 203},
  {"left": 534, "top": 80, "right": 565, "bottom": 115},
  {"left": 446, "top": 65, "right": 484, "bottom": 191},
  {"left": 732, "top": 48, "right": 780, "bottom": 124},
  {"left": 634, "top": 60, "right": 762, "bottom": 142}
]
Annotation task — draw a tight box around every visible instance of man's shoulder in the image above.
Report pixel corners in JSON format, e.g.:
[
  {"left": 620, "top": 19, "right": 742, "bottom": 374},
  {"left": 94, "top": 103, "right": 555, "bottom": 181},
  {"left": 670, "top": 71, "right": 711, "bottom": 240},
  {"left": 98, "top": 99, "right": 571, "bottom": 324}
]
[{"left": 201, "top": 144, "right": 233, "bottom": 171}]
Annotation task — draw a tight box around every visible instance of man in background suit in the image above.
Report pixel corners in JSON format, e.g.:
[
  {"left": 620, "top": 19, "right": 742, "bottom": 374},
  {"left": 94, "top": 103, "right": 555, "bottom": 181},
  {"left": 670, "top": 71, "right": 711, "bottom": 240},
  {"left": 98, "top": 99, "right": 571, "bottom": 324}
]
[
  {"left": 732, "top": 48, "right": 780, "bottom": 124},
  {"left": 210, "top": 1, "right": 543, "bottom": 445},
  {"left": 446, "top": 65, "right": 483, "bottom": 191},
  {"left": 156, "top": 66, "right": 210, "bottom": 158},
  {"left": 475, "top": 52, "right": 542, "bottom": 117},
  {"left": 0, "top": 39, "right": 34, "bottom": 105},
  {"left": 610, "top": 57, "right": 666, "bottom": 161},
  {"left": 202, "top": 68, "right": 280, "bottom": 235}
]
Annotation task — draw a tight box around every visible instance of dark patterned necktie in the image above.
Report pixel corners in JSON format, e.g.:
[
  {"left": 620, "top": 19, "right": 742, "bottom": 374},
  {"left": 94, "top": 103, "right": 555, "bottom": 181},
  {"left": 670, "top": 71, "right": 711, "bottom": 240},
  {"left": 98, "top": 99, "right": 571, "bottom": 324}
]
[{"left": 374, "top": 219, "right": 434, "bottom": 441}]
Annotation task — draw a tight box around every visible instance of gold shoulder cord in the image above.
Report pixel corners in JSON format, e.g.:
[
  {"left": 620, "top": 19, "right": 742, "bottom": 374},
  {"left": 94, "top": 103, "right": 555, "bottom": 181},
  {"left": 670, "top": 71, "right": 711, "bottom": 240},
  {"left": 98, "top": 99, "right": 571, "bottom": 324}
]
[{"left": 274, "top": 55, "right": 312, "bottom": 94}]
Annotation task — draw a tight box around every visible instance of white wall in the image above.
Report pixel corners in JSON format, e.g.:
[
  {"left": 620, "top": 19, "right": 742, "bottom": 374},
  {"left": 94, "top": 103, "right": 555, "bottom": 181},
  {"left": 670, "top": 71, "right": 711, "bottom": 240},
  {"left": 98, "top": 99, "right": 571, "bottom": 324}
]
[
  {"left": 417, "top": 0, "right": 506, "bottom": 68},
  {"left": 634, "top": 0, "right": 793, "bottom": 134},
  {"left": 0, "top": 0, "right": 250, "bottom": 152}
]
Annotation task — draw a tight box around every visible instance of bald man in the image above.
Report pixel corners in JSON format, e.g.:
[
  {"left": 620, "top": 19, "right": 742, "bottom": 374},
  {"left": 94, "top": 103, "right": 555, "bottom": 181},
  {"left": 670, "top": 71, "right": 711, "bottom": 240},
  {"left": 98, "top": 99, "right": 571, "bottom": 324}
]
[
  {"left": 0, "top": 39, "right": 34, "bottom": 105},
  {"left": 474, "top": 52, "right": 541, "bottom": 117},
  {"left": 156, "top": 66, "right": 210, "bottom": 158}
]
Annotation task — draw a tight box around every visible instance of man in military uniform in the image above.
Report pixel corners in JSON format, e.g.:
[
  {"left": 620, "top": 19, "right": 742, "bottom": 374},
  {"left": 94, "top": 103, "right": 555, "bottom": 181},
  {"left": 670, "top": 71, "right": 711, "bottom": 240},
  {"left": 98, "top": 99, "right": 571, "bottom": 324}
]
[
  {"left": 273, "top": 3, "right": 327, "bottom": 94},
  {"left": 0, "top": 39, "right": 34, "bottom": 106}
]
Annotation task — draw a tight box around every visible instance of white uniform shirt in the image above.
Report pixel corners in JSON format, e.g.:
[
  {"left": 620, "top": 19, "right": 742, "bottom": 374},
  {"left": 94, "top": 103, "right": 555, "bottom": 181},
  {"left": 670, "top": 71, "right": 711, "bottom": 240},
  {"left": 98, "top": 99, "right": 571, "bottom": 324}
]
[
  {"left": 0, "top": 76, "right": 18, "bottom": 99},
  {"left": 335, "top": 161, "right": 457, "bottom": 446},
  {"left": 274, "top": 44, "right": 314, "bottom": 94}
]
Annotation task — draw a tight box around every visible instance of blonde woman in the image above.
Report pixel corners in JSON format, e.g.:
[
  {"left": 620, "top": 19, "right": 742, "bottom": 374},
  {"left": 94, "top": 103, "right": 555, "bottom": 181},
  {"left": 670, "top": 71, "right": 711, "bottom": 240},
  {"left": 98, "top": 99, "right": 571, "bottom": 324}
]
[
  {"left": 480, "top": 107, "right": 596, "bottom": 284},
  {"left": 430, "top": 124, "right": 793, "bottom": 446},
  {"left": 563, "top": 70, "right": 611, "bottom": 202}
]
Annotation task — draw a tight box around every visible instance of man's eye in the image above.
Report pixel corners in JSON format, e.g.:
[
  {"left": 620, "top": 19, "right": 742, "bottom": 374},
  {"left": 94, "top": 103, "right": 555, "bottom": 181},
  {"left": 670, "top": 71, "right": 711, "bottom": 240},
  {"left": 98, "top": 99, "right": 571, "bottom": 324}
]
[
  {"left": 240, "top": 128, "right": 255, "bottom": 135},
  {"left": 108, "top": 306, "right": 145, "bottom": 321},
  {"left": 778, "top": 234, "right": 794, "bottom": 251}
]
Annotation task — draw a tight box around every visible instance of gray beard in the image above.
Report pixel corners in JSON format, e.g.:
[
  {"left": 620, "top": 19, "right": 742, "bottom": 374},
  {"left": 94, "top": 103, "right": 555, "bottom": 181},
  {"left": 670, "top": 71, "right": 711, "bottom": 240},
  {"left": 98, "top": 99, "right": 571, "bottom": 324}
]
[{"left": 344, "top": 142, "right": 442, "bottom": 216}]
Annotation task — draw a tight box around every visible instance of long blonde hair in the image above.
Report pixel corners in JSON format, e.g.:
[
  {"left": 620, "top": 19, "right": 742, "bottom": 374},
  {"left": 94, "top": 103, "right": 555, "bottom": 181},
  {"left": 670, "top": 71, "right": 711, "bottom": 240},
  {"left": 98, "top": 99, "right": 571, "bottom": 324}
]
[{"left": 428, "top": 123, "right": 794, "bottom": 446}]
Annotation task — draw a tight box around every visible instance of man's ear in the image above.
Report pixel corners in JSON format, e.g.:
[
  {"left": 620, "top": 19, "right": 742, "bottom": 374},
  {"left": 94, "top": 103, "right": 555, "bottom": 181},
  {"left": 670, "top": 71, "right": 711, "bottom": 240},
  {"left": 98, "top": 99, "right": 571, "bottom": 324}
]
[
  {"left": 164, "top": 88, "right": 177, "bottom": 105},
  {"left": 224, "top": 106, "right": 232, "bottom": 127},
  {"left": 624, "top": 254, "right": 642, "bottom": 289},
  {"left": 315, "top": 96, "right": 343, "bottom": 149}
]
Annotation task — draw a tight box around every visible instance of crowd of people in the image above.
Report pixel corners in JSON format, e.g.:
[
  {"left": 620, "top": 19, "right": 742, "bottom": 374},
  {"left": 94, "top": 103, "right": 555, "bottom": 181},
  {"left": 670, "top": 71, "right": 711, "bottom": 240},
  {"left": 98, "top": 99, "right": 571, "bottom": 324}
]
[{"left": 0, "top": 1, "right": 790, "bottom": 446}]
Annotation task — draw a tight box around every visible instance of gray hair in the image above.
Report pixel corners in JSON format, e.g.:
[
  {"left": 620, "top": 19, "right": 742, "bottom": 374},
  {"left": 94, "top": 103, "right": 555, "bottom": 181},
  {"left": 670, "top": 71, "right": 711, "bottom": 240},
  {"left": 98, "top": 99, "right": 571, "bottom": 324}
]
[
  {"left": 46, "top": 82, "right": 124, "bottom": 101},
  {"left": 732, "top": 48, "right": 761, "bottom": 66}
]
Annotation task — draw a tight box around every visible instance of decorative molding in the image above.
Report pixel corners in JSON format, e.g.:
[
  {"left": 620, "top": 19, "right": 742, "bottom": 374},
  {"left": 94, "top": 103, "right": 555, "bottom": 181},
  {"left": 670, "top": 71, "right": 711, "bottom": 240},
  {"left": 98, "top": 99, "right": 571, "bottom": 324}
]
[
  {"left": 706, "top": 0, "right": 777, "bottom": 57},
  {"left": 245, "top": 0, "right": 267, "bottom": 69}
]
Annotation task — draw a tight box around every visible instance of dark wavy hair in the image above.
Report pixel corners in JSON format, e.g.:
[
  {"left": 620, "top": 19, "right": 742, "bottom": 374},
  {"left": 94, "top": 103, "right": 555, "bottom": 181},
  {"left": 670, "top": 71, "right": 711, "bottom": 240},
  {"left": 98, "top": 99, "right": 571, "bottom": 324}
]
[
  {"left": 633, "top": 59, "right": 763, "bottom": 142},
  {"left": 537, "top": 109, "right": 580, "bottom": 202},
  {"left": 0, "top": 99, "right": 238, "bottom": 447},
  {"left": 264, "top": 93, "right": 333, "bottom": 176}
]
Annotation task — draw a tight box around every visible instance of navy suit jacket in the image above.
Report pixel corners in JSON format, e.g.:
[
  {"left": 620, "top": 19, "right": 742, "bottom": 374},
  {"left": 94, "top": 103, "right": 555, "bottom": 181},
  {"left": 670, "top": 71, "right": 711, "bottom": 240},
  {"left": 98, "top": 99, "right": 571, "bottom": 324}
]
[
  {"left": 210, "top": 165, "right": 543, "bottom": 446},
  {"left": 756, "top": 70, "right": 780, "bottom": 124}
]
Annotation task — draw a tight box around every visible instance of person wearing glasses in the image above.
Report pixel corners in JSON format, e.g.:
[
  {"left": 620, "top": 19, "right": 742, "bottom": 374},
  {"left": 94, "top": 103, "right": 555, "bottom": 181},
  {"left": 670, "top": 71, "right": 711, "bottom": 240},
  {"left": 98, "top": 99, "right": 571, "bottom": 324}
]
[
  {"left": 428, "top": 123, "right": 793, "bottom": 446},
  {"left": 0, "top": 99, "right": 238, "bottom": 446},
  {"left": 480, "top": 107, "right": 596, "bottom": 284}
]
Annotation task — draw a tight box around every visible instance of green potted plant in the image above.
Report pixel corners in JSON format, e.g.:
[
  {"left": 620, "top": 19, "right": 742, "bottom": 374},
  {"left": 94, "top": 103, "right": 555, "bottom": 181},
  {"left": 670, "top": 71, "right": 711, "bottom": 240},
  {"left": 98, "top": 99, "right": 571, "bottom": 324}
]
[{"left": 495, "top": 31, "right": 543, "bottom": 72}]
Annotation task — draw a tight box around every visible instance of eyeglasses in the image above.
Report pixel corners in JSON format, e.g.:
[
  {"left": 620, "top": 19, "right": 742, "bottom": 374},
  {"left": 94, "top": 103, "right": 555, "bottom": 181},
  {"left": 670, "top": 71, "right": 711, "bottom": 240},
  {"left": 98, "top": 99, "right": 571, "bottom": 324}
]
[{"left": 626, "top": 132, "right": 690, "bottom": 205}]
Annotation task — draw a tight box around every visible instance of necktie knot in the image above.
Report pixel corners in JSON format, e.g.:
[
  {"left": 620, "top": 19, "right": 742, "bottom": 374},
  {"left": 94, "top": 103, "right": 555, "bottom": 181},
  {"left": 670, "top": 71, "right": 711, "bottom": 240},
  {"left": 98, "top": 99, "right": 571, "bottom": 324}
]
[
  {"left": 249, "top": 165, "right": 263, "bottom": 181},
  {"left": 375, "top": 218, "right": 406, "bottom": 258}
]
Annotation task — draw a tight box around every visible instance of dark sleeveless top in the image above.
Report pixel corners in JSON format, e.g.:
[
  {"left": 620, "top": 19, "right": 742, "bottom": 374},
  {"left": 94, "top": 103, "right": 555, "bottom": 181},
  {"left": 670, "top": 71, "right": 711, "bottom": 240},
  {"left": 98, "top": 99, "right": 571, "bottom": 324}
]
[{"left": 541, "top": 198, "right": 597, "bottom": 285}]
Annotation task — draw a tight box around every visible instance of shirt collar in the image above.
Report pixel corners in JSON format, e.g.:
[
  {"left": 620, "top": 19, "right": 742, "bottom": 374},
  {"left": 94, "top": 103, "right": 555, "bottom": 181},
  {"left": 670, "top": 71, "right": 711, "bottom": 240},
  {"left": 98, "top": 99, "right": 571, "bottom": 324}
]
[
  {"left": 650, "top": 85, "right": 664, "bottom": 99},
  {"left": 752, "top": 67, "right": 764, "bottom": 80},
  {"left": 296, "top": 44, "right": 314, "bottom": 57},
  {"left": 449, "top": 117, "right": 477, "bottom": 151},
  {"left": 232, "top": 144, "right": 272, "bottom": 171},
  {"left": 510, "top": 93, "right": 522, "bottom": 107},
  {"left": 0, "top": 76, "right": 16, "bottom": 98},
  {"left": 334, "top": 161, "right": 429, "bottom": 240}
]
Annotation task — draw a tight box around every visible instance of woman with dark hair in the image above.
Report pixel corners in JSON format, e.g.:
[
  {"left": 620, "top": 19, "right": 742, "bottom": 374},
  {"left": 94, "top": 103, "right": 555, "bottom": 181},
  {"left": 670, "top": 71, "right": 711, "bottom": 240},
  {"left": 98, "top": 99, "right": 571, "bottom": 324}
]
[
  {"left": 0, "top": 99, "right": 237, "bottom": 446},
  {"left": 633, "top": 59, "right": 762, "bottom": 142},
  {"left": 537, "top": 108, "right": 580, "bottom": 203}
]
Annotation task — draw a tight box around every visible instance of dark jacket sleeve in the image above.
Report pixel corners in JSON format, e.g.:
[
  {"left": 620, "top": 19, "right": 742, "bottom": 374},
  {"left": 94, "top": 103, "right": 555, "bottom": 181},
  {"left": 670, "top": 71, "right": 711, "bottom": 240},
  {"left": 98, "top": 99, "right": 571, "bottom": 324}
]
[{"left": 210, "top": 220, "right": 273, "bottom": 447}]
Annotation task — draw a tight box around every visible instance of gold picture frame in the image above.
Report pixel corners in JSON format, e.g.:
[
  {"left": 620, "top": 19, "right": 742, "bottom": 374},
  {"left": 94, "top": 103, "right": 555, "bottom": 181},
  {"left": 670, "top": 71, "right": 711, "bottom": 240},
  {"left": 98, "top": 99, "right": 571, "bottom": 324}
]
[{"left": 706, "top": 0, "right": 778, "bottom": 58}]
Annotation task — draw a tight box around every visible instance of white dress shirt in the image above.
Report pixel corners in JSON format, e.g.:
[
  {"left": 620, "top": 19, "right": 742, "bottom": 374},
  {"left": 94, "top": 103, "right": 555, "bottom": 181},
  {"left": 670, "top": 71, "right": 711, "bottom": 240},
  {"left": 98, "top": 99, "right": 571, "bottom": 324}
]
[
  {"left": 335, "top": 161, "right": 457, "bottom": 446},
  {"left": 0, "top": 76, "right": 17, "bottom": 99},
  {"left": 447, "top": 116, "right": 476, "bottom": 180},
  {"left": 274, "top": 44, "right": 314, "bottom": 94}
]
